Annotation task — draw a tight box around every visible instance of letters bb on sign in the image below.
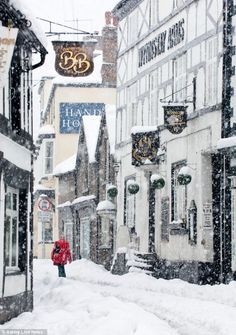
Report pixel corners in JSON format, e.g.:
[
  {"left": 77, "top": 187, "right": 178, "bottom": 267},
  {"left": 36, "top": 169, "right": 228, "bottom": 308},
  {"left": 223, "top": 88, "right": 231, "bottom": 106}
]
[
  {"left": 132, "top": 130, "right": 159, "bottom": 166},
  {"left": 52, "top": 40, "right": 96, "bottom": 77},
  {"left": 163, "top": 105, "right": 188, "bottom": 134}
]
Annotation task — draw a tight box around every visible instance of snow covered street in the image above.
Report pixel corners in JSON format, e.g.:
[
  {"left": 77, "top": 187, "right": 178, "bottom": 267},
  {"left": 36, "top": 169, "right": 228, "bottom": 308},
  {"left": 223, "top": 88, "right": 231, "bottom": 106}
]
[{"left": 1, "top": 260, "right": 236, "bottom": 335}]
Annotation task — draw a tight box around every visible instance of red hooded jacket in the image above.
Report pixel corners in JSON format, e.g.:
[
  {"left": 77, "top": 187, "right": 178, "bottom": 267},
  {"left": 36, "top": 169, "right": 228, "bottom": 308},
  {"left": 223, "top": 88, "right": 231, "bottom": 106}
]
[{"left": 51, "top": 239, "right": 72, "bottom": 265}]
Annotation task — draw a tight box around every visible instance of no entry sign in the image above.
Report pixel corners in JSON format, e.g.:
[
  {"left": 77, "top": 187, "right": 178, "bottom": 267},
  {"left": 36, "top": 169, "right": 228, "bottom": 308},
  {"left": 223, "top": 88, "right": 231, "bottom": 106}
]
[{"left": 38, "top": 198, "right": 51, "bottom": 211}]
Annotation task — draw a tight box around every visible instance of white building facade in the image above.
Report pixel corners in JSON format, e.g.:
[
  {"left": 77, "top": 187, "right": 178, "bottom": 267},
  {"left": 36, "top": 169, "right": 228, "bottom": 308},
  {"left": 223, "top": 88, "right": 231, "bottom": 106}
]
[
  {"left": 0, "top": 0, "right": 47, "bottom": 323},
  {"left": 112, "top": 0, "right": 234, "bottom": 283}
]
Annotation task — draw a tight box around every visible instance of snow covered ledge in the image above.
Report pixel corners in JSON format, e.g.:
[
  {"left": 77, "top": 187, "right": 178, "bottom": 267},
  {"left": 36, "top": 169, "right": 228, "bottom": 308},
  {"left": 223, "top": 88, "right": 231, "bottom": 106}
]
[{"left": 217, "top": 136, "right": 236, "bottom": 150}]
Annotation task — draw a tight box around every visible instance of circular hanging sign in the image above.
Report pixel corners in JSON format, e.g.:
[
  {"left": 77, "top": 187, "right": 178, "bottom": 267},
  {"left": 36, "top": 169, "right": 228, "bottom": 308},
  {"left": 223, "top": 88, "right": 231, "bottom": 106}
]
[{"left": 38, "top": 198, "right": 51, "bottom": 211}]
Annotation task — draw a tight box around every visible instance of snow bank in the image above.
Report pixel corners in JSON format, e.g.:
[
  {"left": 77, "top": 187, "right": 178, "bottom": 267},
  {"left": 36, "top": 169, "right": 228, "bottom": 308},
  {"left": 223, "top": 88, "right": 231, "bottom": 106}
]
[{"left": 2, "top": 259, "right": 236, "bottom": 335}]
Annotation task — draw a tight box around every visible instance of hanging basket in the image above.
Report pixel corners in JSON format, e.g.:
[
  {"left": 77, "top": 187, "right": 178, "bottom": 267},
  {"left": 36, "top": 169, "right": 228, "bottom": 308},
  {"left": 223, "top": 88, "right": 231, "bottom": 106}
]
[
  {"left": 107, "top": 185, "right": 118, "bottom": 198},
  {"left": 177, "top": 174, "right": 192, "bottom": 185},
  {"left": 177, "top": 166, "right": 192, "bottom": 185},
  {"left": 127, "top": 182, "right": 140, "bottom": 194},
  {"left": 151, "top": 174, "right": 165, "bottom": 189}
]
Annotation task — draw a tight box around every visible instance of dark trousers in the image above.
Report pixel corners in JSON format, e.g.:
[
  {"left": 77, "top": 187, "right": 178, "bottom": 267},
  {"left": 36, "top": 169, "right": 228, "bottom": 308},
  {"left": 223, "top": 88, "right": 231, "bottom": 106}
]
[{"left": 58, "top": 264, "right": 66, "bottom": 277}]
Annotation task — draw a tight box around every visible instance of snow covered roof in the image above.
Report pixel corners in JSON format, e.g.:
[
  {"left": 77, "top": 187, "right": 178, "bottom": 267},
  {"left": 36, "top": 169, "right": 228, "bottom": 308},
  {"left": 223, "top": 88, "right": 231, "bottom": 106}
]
[
  {"left": 9, "top": 0, "right": 47, "bottom": 48},
  {"left": 82, "top": 115, "right": 102, "bottom": 163},
  {"left": 217, "top": 137, "right": 236, "bottom": 150},
  {"left": 53, "top": 154, "right": 77, "bottom": 176},
  {"left": 57, "top": 201, "right": 71, "bottom": 208},
  {"left": 105, "top": 105, "right": 116, "bottom": 154},
  {"left": 72, "top": 195, "right": 96, "bottom": 205},
  {"left": 38, "top": 125, "right": 55, "bottom": 136},
  {"left": 131, "top": 126, "right": 158, "bottom": 134}
]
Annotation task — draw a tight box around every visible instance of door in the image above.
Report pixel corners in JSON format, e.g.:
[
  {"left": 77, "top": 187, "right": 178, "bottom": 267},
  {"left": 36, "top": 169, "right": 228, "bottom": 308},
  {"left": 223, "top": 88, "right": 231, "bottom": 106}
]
[{"left": 80, "top": 217, "right": 90, "bottom": 259}]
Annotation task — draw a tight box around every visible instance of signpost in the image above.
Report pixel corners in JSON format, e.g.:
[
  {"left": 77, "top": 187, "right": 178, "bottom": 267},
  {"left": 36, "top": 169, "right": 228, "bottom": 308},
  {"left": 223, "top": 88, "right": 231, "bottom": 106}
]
[{"left": 38, "top": 196, "right": 51, "bottom": 259}]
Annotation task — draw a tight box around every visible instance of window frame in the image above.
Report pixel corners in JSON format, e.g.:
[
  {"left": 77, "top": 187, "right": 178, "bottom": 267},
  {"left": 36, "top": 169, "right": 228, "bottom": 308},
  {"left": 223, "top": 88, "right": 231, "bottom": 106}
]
[
  {"left": 171, "top": 160, "right": 188, "bottom": 226},
  {"left": 173, "top": 52, "right": 187, "bottom": 103},
  {"left": 4, "top": 186, "right": 19, "bottom": 270},
  {"left": 124, "top": 176, "right": 136, "bottom": 230},
  {"left": 44, "top": 140, "right": 54, "bottom": 175}
]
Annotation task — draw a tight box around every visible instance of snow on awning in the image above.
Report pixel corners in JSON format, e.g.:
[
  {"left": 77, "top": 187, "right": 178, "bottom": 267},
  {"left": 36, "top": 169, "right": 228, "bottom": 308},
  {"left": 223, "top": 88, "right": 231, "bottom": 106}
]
[
  {"left": 72, "top": 195, "right": 96, "bottom": 205},
  {"left": 217, "top": 137, "right": 236, "bottom": 150},
  {"left": 131, "top": 125, "right": 158, "bottom": 134},
  {"left": 53, "top": 154, "right": 77, "bottom": 176}
]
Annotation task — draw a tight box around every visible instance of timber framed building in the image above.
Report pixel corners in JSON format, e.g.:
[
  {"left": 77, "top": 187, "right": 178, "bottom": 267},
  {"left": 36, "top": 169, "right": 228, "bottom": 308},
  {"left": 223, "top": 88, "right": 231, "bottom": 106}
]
[{"left": 112, "top": 0, "right": 236, "bottom": 283}]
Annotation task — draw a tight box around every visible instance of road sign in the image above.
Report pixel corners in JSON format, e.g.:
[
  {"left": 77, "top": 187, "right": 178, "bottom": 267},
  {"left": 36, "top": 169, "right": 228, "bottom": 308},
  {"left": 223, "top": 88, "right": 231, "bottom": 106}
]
[{"left": 38, "top": 198, "right": 51, "bottom": 211}]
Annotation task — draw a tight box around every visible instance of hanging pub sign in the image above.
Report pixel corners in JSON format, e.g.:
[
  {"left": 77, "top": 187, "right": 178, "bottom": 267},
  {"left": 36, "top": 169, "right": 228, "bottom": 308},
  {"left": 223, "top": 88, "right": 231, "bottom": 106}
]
[
  {"left": 163, "top": 105, "right": 188, "bottom": 134},
  {"left": 52, "top": 40, "right": 96, "bottom": 77},
  {"left": 0, "top": 26, "right": 18, "bottom": 87},
  {"left": 131, "top": 128, "right": 159, "bottom": 166}
]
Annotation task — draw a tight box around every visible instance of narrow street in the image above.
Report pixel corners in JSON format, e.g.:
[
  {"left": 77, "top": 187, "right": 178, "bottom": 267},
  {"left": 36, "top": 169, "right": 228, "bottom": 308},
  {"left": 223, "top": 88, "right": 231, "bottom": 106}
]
[{"left": 1, "top": 260, "right": 236, "bottom": 335}]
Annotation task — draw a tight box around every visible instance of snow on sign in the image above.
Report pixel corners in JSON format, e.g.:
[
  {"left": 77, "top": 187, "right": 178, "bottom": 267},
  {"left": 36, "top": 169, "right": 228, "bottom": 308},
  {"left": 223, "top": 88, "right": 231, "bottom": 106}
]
[{"left": 38, "top": 198, "right": 51, "bottom": 211}]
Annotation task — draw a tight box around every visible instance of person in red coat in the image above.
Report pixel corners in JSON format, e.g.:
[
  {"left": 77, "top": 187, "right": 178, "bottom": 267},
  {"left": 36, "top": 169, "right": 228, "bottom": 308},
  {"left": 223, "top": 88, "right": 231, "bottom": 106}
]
[{"left": 51, "top": 235, "right": 72, "bottom": 277}]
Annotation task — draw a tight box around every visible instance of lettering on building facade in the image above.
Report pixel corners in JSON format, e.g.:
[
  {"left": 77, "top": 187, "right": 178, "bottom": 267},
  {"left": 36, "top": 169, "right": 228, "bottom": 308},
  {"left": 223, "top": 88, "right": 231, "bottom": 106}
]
[
  {"left": 60, "top": 103, "right": 105, "bottom": 134},
  {"left": 0, "top": 26, "right": 18, "bottom": 87},
  {"left": 138, "top": 18, "right": 185, "bottom": 67}
]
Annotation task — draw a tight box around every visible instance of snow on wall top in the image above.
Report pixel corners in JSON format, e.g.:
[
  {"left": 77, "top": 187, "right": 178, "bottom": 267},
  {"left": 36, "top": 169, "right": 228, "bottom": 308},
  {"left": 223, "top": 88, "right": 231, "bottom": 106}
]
[
  {"left": 105, "top": 105, "right": 116, "bottom": 154},
  {"left": 9, "top": 0, "right": 47, "bottom": 48},
  {"left": 96, "top": 199, "right": 116, "bottom": 211},
  {"left": 53, "top": 154, "right": 77, "bottom": 176},
  {"left": 131, "top": 125, "right": 158, "bottom": 134},
  {"left": 82, "top": 115, "right": 102, "bottom": 163},
  {"left": 38, "top": 124, "right": 55, "bottom": 136}
]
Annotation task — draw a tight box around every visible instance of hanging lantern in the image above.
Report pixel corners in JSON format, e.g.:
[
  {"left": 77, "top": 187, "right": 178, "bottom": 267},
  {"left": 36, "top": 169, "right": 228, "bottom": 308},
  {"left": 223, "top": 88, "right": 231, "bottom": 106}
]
[
  {"left": 177, "top": 166, "right": 192, "bottom": 185},
  {"left": 127, "top": 180, "right": 140, "bottom": 194},
  {"left": 107, "top": 185, "right": 118, "bottom": 198},
  {"left": 151, "top": 174, "right": 165, "bottom": 189}
]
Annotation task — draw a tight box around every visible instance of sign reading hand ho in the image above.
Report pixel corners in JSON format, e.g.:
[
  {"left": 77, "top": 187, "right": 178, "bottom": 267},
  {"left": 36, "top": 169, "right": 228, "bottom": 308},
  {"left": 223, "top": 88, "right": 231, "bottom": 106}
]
[
  {"left": 52, "top": 40, "right": 96, "bottom": 77},
  {"left": 60, "top": 103, "right": 105, "bottom": 134}
]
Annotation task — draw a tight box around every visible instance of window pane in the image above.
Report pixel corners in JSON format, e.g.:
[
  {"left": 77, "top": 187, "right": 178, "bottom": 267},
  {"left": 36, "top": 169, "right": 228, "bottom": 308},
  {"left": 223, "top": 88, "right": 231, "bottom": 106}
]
[
  {"left": 6, "top": 192, "right": 11, "bottom": 210},
  {"left": 11, "top": 217, "right": 17, "bottom": 266},
  {"left": 45, "top": 141, "right": 53, "bottom": 174},
  {"left": 4, "top": 216, "right": 11, "bottom": 266},
  {"left": 13, "top": 193, "right": 17, "bottom": 211}
]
